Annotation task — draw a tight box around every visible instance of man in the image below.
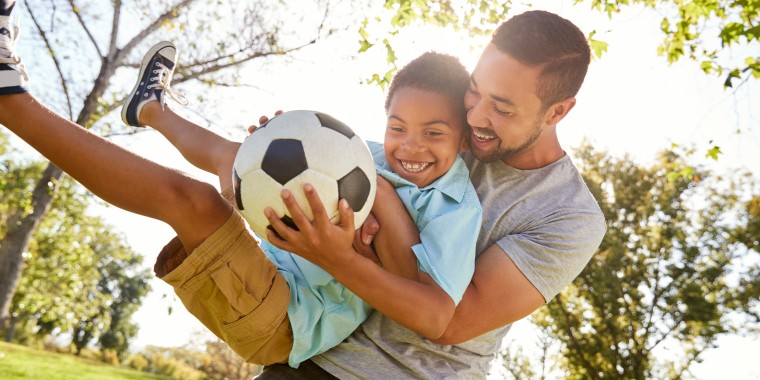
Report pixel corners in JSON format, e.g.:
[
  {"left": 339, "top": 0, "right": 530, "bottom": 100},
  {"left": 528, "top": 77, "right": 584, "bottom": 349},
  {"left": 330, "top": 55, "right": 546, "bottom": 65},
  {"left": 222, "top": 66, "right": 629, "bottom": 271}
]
[{"left": 258, "top": 10, "right": 606, "bottom": 379}]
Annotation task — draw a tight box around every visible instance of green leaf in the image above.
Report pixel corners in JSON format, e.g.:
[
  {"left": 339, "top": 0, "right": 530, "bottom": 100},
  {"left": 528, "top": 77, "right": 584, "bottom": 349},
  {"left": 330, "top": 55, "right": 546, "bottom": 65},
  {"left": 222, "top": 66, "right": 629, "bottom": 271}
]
[{"left": 705, "top": 146, "right": 722, "bottom": 160}]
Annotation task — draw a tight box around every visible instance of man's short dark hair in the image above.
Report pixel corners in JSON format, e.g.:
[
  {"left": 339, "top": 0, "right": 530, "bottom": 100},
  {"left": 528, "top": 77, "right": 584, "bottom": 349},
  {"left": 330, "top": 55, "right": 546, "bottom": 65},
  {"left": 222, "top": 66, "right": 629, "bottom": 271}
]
[
  {"left": 492, "top": 10, "right": 591, "bottom": 110},
  {"left": 385, "top": 51, "right": 470, "bottom": 124}
]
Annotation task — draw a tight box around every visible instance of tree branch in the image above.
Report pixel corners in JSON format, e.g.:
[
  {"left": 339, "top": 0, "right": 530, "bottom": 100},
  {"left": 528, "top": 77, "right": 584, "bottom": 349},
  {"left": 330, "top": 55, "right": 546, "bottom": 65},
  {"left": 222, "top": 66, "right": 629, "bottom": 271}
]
[
  {"left": 107, "top": 0, "right": 121, "bottom": 60},
  {"left": 25, "top": 5, "right": 73, "bottom": 120},
  {"left": 66, "top": 0, "right": 102, "bottom": 57},
  {"left": 114, "top": 0, "right": 198, "bottom": 64},
  {"left": 174, "top": 40, "right": 318, "bottom": 85},
  {"left": 554, "top": 295, "right": 602, "bottom": 380}
]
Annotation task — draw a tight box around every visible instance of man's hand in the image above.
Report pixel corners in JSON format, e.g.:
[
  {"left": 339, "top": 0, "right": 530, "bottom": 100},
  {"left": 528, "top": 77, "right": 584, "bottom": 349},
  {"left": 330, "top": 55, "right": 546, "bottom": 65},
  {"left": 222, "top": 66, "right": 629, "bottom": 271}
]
[{"left": 354, "top": 213, "right": 380, "bottom": 265}]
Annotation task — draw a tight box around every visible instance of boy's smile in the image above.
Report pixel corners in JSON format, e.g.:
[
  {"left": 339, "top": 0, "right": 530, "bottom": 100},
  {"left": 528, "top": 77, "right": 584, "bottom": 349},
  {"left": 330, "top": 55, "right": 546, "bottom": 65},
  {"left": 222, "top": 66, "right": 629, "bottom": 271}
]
[{"left": 384, "top": 87, "right": 466, "bottom": 188}]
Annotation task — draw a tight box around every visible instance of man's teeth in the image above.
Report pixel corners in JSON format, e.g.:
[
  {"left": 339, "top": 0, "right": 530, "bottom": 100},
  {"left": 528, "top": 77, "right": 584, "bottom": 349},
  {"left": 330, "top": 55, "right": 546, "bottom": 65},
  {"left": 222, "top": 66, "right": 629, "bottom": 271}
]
[
  {"left": 473, "top": 129, "right": 496, "bottom": 141},
  {"left": 401, "top": 161, "right": 430, "bottom": 173}
]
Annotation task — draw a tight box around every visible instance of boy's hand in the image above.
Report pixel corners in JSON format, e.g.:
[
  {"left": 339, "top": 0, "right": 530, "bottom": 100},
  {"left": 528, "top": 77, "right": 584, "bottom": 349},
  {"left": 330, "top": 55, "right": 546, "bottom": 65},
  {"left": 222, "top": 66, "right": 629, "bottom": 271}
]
[
  {"left": 248, "top": 110, "right": 283, "bottom": 134},
  {"left": 265, "top": 184, "right": 357, "bottom": 272}
]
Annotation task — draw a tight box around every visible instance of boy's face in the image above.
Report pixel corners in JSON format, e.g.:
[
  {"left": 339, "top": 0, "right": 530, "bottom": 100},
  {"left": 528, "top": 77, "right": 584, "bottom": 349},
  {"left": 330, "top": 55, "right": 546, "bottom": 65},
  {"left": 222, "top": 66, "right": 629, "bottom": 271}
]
[
  {"left": 463, "top": 43, "right": 547, "bottom": 164},
  {"left": 384, "top": 87, "right": 466, "bottom": 188}
]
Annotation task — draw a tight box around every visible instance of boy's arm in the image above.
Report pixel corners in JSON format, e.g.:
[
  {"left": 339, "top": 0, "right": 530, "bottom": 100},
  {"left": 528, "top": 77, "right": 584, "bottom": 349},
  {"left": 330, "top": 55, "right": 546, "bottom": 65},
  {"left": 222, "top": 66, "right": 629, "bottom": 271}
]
[
  {"left": 370, "top": 176, "right": 421, "bottom": 280},
  {"left": 265, "top": 185, "right": 456, "bottom": 339}
]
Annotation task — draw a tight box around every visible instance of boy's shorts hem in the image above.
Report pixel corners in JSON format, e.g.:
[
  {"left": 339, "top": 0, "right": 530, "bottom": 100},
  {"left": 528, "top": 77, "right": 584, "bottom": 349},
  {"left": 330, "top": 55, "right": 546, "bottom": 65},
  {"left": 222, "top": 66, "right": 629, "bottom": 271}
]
[{"left": 154, "top": 211, "right": 293, "bottom": 365}]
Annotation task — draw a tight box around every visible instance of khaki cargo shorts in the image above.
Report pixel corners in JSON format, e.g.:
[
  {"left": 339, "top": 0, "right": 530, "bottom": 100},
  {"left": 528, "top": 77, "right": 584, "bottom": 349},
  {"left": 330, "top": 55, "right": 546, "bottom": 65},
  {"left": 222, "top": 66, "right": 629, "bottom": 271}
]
[{"left": 154, "top": 191, "right": 293, "bottom": 365}]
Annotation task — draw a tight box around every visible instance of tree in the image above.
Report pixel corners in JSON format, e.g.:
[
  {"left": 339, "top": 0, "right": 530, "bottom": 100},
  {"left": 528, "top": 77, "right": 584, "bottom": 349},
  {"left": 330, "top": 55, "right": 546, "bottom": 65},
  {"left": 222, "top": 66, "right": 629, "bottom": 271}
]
[
  {"left": 529, "top": 144, "right": 759, "bottom": 379},
  {"left": 71, "top": 229, "right": 152, "bottom": 359},
  {"left": 0, "top": 0, "right": 337, "bottom": 330},
  {"left": 373, "top": 0, "right": 759, "bottom": 87},
  {"left": 7, "top": 171, "right": 151, "bottom": 350}
]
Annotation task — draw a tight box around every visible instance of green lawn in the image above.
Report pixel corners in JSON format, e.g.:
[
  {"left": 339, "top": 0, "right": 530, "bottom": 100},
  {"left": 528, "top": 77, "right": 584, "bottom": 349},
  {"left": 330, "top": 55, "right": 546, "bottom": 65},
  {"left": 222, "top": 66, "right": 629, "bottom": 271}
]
[{"left": 0, "top": 341, "right": 169, "bottom": 380}]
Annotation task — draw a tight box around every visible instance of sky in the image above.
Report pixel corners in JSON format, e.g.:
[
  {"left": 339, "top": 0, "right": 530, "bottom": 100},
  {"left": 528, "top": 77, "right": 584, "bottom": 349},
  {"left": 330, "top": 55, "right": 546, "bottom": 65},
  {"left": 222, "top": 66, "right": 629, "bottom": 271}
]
[{"left": 7, "top": 1, "right": 760, "bottom": 379}]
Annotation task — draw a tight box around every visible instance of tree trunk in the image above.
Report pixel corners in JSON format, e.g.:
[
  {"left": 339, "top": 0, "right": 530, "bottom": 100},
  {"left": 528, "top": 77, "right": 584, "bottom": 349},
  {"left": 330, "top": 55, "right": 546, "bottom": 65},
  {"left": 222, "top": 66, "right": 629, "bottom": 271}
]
[{"left": 0, "top": 164, "right": 64, "bottom": 336}]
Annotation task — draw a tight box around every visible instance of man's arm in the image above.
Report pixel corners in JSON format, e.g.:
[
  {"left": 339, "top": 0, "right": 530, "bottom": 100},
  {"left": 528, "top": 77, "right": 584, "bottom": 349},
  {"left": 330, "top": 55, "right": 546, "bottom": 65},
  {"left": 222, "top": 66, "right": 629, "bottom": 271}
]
[{"left": 431, "top": 244, "right": 544, "bottom": 344}]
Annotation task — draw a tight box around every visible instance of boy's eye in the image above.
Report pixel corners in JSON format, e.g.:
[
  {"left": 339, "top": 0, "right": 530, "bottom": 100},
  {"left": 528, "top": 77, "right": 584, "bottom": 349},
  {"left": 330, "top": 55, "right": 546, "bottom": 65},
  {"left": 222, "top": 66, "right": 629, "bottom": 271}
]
[{"left": 388, "top": 125, "right": 404, "bottom": 132}]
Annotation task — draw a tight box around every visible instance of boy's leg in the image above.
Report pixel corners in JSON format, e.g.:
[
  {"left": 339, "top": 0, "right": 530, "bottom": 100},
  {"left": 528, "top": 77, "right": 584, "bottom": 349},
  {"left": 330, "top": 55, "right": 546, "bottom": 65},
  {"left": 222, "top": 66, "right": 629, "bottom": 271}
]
[
  {"left": 121, "top": 41, "right": 239, "bottom": 191},
  {"left": 0, "top": 0, "right": 27, "bottom": 95},
  {"left": 0, "top": 93, "right": 231, "bottom": 254}
]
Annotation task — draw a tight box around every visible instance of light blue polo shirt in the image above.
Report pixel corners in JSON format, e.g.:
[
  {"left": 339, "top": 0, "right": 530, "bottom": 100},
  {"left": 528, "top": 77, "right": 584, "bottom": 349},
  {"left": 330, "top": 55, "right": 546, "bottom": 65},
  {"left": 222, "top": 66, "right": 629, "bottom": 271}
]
[{"left": 259, "top": 140, "right": 482, "bottom": 368}]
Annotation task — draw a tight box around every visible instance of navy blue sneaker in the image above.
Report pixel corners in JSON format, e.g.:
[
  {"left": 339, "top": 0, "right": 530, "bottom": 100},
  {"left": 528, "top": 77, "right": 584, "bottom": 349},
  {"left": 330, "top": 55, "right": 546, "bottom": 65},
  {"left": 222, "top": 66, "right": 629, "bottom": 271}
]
[
  {"left": 0, "top": 14, "right": 28, "bottom": 95},
  {"left": 121, "top": 41, "right": 187, "bottom": 127}
]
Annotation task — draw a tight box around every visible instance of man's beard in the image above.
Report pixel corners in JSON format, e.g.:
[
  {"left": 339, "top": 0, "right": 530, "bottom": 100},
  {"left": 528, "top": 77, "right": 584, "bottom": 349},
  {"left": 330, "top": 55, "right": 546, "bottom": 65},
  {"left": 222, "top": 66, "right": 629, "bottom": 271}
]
[{"left": 473, "top": 119, "right": 543, "bottom": 163}]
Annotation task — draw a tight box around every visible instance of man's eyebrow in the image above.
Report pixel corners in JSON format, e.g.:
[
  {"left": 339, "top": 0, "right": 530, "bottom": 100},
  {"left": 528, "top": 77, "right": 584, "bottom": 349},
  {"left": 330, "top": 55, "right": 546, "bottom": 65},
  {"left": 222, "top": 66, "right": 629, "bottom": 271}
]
[{"left": 471, "top": 76, "right": 516, "bottom": 107}]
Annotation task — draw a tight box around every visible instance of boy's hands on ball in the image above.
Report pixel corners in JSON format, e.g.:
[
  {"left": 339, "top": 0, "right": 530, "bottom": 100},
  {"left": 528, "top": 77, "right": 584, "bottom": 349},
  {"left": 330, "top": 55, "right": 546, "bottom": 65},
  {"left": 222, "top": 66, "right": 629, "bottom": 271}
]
[{"left": 265, "top": 184, "right": 359, "bottom": 272}]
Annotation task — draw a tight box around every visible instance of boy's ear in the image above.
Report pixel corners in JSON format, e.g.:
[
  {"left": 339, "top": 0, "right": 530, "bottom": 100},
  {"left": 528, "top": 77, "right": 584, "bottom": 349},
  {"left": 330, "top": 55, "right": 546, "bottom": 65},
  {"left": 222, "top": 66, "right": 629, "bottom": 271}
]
[
  {"left": 460, "top": 132, "right": 470, "bottom": 152},
  {"left": 543, "top": 97, "right": 576, "bottom": 126}
]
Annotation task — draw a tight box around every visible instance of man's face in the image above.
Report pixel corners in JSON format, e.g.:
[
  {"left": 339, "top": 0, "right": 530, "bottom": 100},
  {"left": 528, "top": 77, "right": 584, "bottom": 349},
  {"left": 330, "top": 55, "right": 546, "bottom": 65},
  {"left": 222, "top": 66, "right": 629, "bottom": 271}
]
[
  {"left": 463, "top": 44, "right": 547, "bottom": 164},
  {"left": 384, "top": 87, "right": 466, "bottom": 188}
]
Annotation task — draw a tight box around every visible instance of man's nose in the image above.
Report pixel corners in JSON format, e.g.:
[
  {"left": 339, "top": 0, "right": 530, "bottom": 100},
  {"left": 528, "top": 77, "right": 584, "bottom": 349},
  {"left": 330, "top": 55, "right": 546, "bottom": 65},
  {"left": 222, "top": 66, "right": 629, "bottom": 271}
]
[{"left": 466, "top": 99, "right": 488, "bottom": 128}]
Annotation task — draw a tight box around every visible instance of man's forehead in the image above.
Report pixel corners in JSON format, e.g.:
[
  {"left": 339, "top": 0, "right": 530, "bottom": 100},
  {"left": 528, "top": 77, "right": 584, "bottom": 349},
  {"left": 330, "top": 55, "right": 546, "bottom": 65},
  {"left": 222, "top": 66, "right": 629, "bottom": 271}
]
[{"left": 473, "top": 45, "right": 540, "bottom": 101}]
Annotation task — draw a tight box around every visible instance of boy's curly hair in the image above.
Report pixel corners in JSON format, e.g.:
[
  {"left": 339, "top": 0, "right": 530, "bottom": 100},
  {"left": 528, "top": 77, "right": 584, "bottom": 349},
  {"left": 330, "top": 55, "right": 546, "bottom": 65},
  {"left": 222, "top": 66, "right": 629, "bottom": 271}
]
[{"left": 384, "top": 52, "right": 470, "bottom": 124}]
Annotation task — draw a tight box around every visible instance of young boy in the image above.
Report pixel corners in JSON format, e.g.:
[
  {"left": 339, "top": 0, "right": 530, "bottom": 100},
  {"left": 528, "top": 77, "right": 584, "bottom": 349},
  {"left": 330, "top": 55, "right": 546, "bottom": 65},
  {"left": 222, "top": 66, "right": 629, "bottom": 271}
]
[
  {"left": 0, "top": 4, "right": 479, "bottom": 366},
  {"left": 121, "top": 41, "right": 481, "bottom": 367}
]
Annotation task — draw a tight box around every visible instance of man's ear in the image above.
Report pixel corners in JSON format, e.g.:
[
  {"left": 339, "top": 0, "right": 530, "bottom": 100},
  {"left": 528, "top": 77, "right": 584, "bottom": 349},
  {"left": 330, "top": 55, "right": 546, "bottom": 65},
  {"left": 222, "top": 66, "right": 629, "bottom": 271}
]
[{"left": 543, "top": 97, "right": 576, "bottom": 126}]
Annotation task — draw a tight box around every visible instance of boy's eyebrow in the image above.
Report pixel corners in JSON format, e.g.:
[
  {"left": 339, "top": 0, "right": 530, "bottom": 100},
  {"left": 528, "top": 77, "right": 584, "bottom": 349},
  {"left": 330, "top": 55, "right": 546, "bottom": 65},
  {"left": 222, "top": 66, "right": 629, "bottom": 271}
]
[
  {"left": 470, "top": 76, "right": 516, "bottom": 107},
  {"left": 389, "top": 115, "right": 454, "bottom": 129}
]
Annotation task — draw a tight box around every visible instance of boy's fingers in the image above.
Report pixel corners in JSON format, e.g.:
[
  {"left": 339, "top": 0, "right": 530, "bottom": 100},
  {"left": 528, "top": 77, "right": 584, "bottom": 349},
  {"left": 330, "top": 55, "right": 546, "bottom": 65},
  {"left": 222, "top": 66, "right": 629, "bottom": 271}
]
[
  {"left": 264, "top": 208, "right": 295, "bottom": 248},
  {"left": 303, "top": 184, "right": 330, "bottom": 228},
  {"left": 280, "top": 188, "right": 314, "bottom": 231},
  {"left": 338, "top": 198, "right": 355, "bottom": 232}
]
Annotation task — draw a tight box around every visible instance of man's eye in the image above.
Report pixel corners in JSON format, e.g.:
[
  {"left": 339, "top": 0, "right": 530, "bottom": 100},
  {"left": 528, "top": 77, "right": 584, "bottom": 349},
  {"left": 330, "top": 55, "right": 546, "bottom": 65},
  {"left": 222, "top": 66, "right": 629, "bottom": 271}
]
[{"left": 493, "top": 106, "right": 512, "bottom": 116}]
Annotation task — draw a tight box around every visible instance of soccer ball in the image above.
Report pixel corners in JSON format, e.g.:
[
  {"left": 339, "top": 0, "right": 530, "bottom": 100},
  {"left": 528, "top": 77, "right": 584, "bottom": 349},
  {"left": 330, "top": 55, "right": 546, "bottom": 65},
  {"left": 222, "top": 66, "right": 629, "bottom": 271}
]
[{"left": 232, "top": 110, "right": 377, "bottom": 242}]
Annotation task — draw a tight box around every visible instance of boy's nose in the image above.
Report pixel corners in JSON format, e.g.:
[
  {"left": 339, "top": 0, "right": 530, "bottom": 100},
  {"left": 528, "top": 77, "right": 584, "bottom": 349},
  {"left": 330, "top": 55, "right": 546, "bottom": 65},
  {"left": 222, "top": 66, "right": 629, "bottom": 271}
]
[{"left": 402, "top": 140, "right": 426, "bottom": 154}]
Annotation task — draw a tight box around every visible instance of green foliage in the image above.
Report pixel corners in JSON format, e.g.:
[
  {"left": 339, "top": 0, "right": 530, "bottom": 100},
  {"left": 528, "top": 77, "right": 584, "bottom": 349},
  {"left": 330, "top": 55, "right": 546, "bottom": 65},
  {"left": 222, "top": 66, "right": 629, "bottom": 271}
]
[
  {"left": 360, "top": 0, "right": 514, "bottom": 89},
  {"left": 583, "top": 0, "right": 760, "bottom": 87},
  {"left": 6, "top": 171, "right": 151, "bottom": 353},
  {"left": 529, "top": 144, "right": 759, "bottom": 378}
]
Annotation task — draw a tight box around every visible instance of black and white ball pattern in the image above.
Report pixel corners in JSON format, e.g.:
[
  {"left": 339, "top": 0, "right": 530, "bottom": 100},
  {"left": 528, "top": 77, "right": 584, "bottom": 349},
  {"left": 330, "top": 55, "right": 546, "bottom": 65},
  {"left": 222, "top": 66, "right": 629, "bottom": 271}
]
[{"left": 233, "top": 110, "right": 377, "bottom": 242}]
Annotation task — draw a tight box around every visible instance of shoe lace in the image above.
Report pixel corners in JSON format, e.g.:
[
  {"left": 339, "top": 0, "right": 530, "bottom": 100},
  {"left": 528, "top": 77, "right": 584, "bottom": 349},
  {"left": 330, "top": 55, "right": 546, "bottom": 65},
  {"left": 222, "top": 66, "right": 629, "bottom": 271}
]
[
  {"left": 148, "top": 61, "right": 189, "bottom": 110},
  {"left": 0, "top": 16, "right": 29, "bottom": 82}
]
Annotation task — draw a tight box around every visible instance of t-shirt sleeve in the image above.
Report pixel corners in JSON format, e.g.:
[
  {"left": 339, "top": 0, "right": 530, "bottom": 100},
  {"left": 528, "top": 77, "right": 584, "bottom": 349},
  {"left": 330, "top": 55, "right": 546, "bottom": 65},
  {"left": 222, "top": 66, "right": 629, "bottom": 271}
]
[
  {"left": 411, "top": 205, "right": 482, "bottom": 305},
  {"left": 497, "top": 209, "right": 606, "bottom": 302}
]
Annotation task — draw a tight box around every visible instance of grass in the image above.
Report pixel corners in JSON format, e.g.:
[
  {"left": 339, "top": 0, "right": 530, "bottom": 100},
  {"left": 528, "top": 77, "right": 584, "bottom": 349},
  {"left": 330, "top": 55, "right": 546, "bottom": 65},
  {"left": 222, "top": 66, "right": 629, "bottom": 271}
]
[{"left": 0, "top": 341, "right": 169, "bottom": 380}]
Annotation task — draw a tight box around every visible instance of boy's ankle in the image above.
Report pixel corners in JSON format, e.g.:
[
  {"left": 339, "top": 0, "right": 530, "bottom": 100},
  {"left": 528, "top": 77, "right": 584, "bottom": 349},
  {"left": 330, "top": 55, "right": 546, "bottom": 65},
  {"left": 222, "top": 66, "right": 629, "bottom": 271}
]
[{"left": 138, "top": 100, "right": 162, "bottom": 126}]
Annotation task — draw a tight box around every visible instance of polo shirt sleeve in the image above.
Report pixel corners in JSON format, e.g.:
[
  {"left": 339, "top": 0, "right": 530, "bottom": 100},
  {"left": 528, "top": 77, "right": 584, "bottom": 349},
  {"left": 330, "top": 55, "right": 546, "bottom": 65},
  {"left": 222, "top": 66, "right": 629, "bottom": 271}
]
[{"left": 411, "top": 204, "right": 481, "bottom": 305}]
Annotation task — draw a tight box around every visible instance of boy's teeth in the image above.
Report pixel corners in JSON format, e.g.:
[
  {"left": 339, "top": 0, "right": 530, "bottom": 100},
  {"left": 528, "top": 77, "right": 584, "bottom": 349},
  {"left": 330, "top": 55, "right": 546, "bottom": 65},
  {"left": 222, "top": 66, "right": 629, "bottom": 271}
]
[{"left": 401, "top": 161, "right": 430, "bottom": 173}]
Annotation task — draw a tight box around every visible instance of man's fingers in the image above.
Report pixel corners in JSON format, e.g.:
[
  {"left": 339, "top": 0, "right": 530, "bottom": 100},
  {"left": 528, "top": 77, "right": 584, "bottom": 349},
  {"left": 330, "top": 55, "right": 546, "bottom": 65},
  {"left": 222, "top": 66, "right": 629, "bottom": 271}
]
[{"left": 361, "top": 213, "right": 379, "bottom": 245}]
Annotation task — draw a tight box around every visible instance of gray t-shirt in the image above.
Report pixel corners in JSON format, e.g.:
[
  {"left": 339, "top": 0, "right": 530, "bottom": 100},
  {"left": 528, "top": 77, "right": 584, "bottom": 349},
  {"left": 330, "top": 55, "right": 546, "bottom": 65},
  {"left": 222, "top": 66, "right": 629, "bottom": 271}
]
[{"left": 312, "top": 152, "right": 606, "bottom": 379}]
